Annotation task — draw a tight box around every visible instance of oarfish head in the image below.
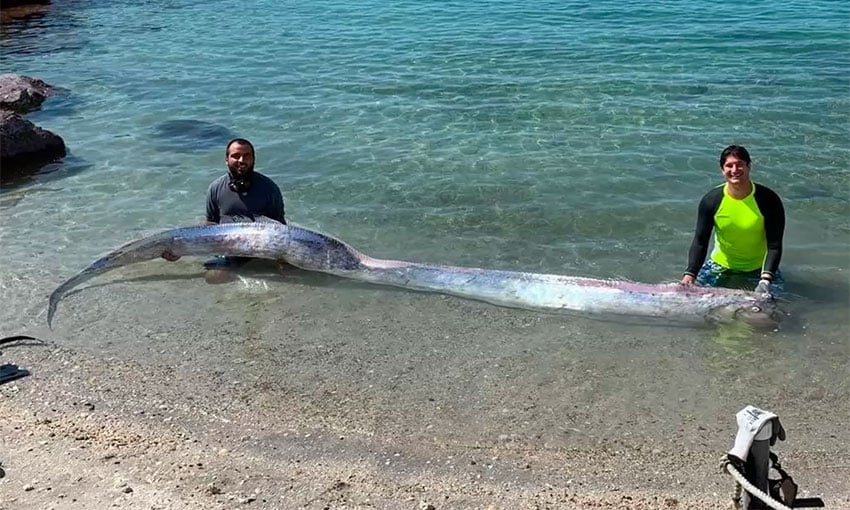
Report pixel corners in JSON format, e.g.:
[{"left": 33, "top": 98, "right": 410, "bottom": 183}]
[{"left": 707, "top": 290, "right": 779, "bottom": 329}]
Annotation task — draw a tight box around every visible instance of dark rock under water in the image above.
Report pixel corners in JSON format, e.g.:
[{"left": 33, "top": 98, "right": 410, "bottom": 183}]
[{"left": 151, "top": 119, "right": 236, "bottom": 153}]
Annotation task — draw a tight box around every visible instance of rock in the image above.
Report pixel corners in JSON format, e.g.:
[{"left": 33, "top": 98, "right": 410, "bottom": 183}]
[
  {"left": 0, "top": 109, "right": 66, "bottom": 179},
  {"left": 151, "top": 119, "right": 236, "bottom": 154},
  {"left": 1, "top": 1, "right": 51, "bottom": 10},
  {"left": 0, "top": 74, "right": 66, "bottom": 183},
  {"left": 0, "top": 74, "right": 55, "bottom": 113},
  {"left": 0, "top": 2, "right": 50, "bottom": 24}
]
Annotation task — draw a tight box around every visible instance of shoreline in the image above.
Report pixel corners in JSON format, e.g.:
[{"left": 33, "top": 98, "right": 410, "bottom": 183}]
[
  {"left": 0, "top": 345, "right": 729, "bottom": 509},
  {"left": 0, "top": 290, "right": 850, "bottom": 510}
]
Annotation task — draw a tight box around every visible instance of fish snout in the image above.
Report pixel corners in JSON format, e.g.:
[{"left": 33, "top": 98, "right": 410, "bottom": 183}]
[{"left": 733, "top": 297, "right": 780, "bottom": 330}]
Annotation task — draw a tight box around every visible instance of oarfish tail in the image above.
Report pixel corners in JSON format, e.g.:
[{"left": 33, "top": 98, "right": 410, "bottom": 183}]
[{"left": 47, "top": 231, "right": 175, "bottom": 328}]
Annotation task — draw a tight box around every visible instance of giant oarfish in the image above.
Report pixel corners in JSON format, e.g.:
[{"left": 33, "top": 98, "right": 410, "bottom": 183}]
[{"left": 47, "top": 222, "right": 777, "bottom": 328}]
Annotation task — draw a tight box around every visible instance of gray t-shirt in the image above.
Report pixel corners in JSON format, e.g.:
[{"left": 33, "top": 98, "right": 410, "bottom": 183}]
[{"left": 205, "top": 172, "right": 286, "bottom": 224}]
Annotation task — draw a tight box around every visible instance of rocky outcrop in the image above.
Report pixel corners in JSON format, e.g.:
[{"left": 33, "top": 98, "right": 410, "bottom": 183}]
[
  {"left": 0, "top": 73, "right": 66, "bottom": 182},
  {"left": 1, "top": 0, "right": 51, "bottom": 8},
  {"left": 0, "top": 109, "right": 65, "bottom": 163},
  {"left": 0, "top": 73, "right": 55, "bottom": 112},
  {"left": 0, "top": 2, "right": 52, "bottom": 26}
]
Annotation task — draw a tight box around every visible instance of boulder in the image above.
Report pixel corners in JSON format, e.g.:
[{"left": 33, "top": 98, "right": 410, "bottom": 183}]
[
  {"left": 0, "top": 109, "right": 65, "bottom": 180},
  {"left": 0, "top": 74, "right": 65, "bottom": 182},
  {"left": 0, "top": 0, "right": 50, "bottom": 11},
  {"left": 0, "top": 2, "right": 51, "bottom": 24},
  {"left": 0, "top": 73, "right": 55, "bottom": 113}
]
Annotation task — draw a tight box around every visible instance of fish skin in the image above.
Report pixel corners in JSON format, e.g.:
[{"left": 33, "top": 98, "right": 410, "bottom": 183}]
[
  {"left": 47, "top": 223, "right": 776, "bottom": 328},
  {"left": 351, "top": 259, "right": 777, "bottom": 326},
  {"left": 47, "top": 222, "right": 363, "bottom": 328}
]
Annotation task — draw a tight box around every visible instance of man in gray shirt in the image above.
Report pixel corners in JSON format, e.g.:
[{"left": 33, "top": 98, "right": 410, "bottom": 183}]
[
  {"left": 205, "top": 138, "right": 285, "bottom": 225},
  {"left": 162, "top": 138, "right": 286, "bottom": 283}
]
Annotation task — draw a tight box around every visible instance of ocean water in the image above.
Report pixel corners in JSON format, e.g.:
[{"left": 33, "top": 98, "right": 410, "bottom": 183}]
[{"left": 1, "top": 0, "right": 848, "bottom": 473}]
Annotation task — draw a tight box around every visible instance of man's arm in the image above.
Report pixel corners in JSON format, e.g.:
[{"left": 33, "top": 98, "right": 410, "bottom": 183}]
[
  {"left": 206, "top": 184, "right": 220, "bottom": 224},
  {"left": 269, "top": 182, "right": 286, "bottom": 224},
  {"left": 681, "top": 189, "right": 720, "bottom": 284},
  {"left": 756, "top": 185, "right": 785, "bottom": 280}
]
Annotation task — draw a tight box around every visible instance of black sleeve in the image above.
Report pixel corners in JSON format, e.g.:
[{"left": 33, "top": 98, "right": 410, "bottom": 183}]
[
  {"left": 270, "top": 183, "right": 286, "bottom": 225},
  {"left": 684, "top": 187, "right": 722, "bottom": 277},
  {"left": 754, "top": 184, "right": 785, "bottom": 277}
]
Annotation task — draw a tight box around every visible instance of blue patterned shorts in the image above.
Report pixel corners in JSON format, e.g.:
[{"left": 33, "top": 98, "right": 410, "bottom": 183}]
[{"left": 696, "top": 260, "right": 784, "bottom": 293}]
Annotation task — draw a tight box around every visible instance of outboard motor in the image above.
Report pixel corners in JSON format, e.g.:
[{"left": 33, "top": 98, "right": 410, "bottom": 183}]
[{"left": 724, "top": 405, "right": 824, "bottom": 509}]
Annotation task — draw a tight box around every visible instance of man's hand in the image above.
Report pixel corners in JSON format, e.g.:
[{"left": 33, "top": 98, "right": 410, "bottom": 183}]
[
  {"left": 680, "top": 274, "right": 696, "bottom": 285},
  {"left": 161, "top": 250, "right": 180, "bottom": 262},
  {"left": 754, "top": 278, "right": 772, "bottom": 295}
]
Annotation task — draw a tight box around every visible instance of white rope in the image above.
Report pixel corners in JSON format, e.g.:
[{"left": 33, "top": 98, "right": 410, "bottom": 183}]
[{"left": 723, "top": 460, "right": 791, "bottom": 510}]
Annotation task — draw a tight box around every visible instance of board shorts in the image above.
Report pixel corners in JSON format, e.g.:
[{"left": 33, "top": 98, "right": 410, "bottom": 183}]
[{"left": 696, "top": 260, "right": 784, "bottom": 293}]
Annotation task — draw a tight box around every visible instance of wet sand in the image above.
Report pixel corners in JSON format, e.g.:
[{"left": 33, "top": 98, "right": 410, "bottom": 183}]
[{"left": 1, "top": 265, "right": 848, "bottom": 509}]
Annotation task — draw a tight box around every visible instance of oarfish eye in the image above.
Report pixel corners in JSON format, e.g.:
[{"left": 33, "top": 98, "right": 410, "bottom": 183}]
[{"left": 750, "top": 306, "right": 762, "bottom": 313}]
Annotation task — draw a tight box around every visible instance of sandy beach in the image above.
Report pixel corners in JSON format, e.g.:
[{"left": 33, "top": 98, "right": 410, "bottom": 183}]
[{"left": 1, "top": 267, "right": 847, "bottom": 509}]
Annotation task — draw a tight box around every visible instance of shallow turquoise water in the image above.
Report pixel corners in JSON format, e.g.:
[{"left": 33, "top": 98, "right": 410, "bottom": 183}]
[
  {"left": 1, "top": 0, "right": 848, "bottom": 443},
  {"left": 2, "top": 0, "right": 847, "bottom": 277}
]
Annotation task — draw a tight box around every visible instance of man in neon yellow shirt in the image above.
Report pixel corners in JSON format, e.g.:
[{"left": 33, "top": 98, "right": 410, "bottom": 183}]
[{"left": 681, "top": 145, "right": 785, "bottom": 294}]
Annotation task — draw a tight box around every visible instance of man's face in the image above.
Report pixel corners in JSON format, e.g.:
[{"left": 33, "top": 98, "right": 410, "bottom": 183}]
[
  {"left": 721, "top": 155, "right": 751, "bottom": 185},
  {"left": 226, "top": 142, "right": 255, "bottom": 177}
]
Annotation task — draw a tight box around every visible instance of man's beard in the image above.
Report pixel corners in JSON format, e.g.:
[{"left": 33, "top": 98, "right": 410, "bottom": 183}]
[{"left": 227, "top": 164, "right": 254, "bottom": 192}]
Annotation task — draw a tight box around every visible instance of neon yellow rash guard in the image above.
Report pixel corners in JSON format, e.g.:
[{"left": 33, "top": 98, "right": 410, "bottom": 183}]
[
  {"left": 684, "top": 182, "right": 785, "bottom": 278},
  {"left": 710, "top": 184, "right": 766, "bottom": 271}
]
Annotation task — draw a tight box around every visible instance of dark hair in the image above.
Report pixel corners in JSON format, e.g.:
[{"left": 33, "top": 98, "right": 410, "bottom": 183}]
[
  {"left": 719, "top": 145, "right": 751, "bottom": 167},
  {"left": 226, "top": 138, "right": 255, "bottom": 158}
]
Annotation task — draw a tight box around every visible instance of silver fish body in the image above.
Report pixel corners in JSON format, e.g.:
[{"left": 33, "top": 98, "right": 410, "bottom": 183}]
[
  {"left": 350, "top": 262, "right": 776, "bottom": 325},
  {"left": 47, "top": 223, "right": 362, "bottom": 327},
  {"left": 48, "top": 223, "right": 776, "bottom": 328}
]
